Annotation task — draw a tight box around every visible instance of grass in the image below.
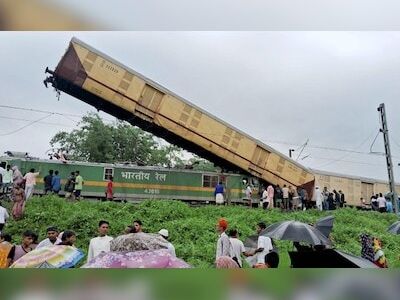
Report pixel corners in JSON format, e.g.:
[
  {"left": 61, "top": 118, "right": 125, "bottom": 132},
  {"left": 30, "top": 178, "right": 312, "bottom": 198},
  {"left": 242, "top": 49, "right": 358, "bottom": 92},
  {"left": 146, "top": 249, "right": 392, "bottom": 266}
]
[{"left": 2, "top": 195, "right": 399, "bottom": 268}]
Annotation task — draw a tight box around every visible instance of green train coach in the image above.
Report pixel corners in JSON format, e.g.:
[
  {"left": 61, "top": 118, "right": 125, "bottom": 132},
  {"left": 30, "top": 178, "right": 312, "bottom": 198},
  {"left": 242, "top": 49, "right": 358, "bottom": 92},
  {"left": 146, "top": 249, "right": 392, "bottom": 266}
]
[{"left": 0, "top": 156, "right": 250, "bottom": 204}]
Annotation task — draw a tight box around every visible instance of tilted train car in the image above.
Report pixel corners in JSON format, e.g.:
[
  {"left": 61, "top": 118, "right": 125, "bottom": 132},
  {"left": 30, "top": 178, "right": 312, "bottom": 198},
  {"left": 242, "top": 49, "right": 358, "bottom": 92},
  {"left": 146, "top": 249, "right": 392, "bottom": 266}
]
[
  {"left": 45, "top": 38, "right": 315, "bottom": 195},
  {"left": 0, "top": 156, "right": 249, "bottom": 203},
  {"left": 313, "top": 169, "right": 400, "bottom": 207}
]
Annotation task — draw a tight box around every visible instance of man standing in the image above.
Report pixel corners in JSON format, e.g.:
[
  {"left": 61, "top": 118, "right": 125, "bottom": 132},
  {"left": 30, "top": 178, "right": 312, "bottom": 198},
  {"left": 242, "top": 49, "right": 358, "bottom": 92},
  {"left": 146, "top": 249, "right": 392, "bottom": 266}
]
[
  {"left": 339, "top": 190, "right": 345, "bottom": 208},
  {"left": 266, "top": 185, "right": 274, "bottom": 209},
  {"left": 254, "top": 222, "right": 273, "bottom": 268},
  {"left": 314, "top": 186, "right": 323, "bottom": 211},
  {"left": 0, "top": 202, "right": 9, "bottom": 234},
  {"left": 74, "top": 171, "right": 84, "bottom": 200},
  {"left": 105, "top": 176, "right": 114, "bottom": 201},
  {"left": 64, "top": 172, "right": 76, "bottom": 201},
  {"left": 214, "top": 181, "right": 225, "bottom": 205},
  {"left": 377, "top": 193, "right": 387, "bottom": 213},
  {"left": 228, "top": 229, "right": 253, "bottom": 268},
  {"left": 36, "top": 226, "right": 61, "bottom": 248},
  {"left": 245, "top": 184, "right": 252, "bottom": 207},
  {"left": 43, "top": 170, "right": 54, "bottom": 194},
  {"left": 51, "top": 170, "right": 61, "bottom": 195},
  {"left": 282, "top": 184, "right": 289, "bottom": 211},
  {"left": 23, "top": 168, "right": 40, "bottom": 201},
  {"left": 274, "top": 185, "right": 282, "bottom": 209},
  {"left": 215, "top": 218, "right": 230, "bottom": 260},
  {"left": 2, "top": 165, "right": 13, "bottom": 195},
  {"left": 158, "top": 229, "right": 176, "bottom": 257},
  {"left": 87, "top": 221, "right": 113, "bottom": 262},
  {"left": 260, "top": 187, "right": 268, "bottom": 209}
]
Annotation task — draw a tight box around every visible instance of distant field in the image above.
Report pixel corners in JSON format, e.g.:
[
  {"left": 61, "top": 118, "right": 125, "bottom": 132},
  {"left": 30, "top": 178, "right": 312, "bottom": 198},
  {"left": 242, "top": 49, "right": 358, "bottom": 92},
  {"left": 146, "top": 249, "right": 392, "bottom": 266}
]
[{"left": 2, "top": 196, "right": 399, "bottom": 268}]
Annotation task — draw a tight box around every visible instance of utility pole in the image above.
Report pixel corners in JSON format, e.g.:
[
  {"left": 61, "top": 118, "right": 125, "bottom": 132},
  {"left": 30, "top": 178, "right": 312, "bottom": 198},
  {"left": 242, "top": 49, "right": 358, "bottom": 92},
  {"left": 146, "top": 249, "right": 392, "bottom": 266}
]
[{"left": 377, "top": 103, "right": 398, "bottom": 214}]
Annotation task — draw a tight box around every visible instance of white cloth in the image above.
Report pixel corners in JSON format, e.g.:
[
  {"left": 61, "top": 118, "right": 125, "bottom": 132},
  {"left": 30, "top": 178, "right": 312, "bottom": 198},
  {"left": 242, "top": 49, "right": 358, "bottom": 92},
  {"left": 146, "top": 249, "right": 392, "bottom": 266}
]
[
  {"left": 166, "top": 242, "right": 176, "bottom": 257},
  {"left": 229, "top": 238, "right": 246, "bottom": 267},
  {"left": 215, "top": 193, "right": 224, "bottom": 204},
  {"left": 36, "top": 238, "right": 62, "bottom": 249},
  {"left": 25, "top": 185, "right": 34, "bottom": 200},
  {"left": 0, "top": 206, "right": 9, "bottom": 224},
  {"left": 261, "top": 190, "right": 268, "bottom": 202},
  {"left": 216, "top": 232, "right": 231, "bottom": 259},
  {"left": 245, "top": 186, "right": 252, "bottom": 199},
  {"left": 377, "top": 197, "right": 387, "bottom": 208},
  {"left": 2, "top": 170, "right": 13, "bottom": 183},
  {"left": 256, "top": 236, "right": 273, "bottom": 264},
  {"left": 282, "top": 187, "right": 289, "bottom": 199},
  {"left": 87, "top": 235, "right": 113, "bottom": 262},
  {"left": 314, "top": 188, "right": 323, "bottom": 210}
]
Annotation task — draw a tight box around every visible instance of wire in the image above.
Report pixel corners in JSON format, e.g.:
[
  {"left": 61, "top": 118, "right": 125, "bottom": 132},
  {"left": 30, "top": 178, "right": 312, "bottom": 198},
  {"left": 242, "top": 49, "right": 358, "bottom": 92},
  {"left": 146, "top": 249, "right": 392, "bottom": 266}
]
[
  {"left": 0, "top": 115, "right": 74, "bottom": 127},
  {"left": 314, "top": 131, "right": 378, "bottom": 168},
  {"left": 369, "top": 130, "right": 383, "bottom": 155},
  {"left": 0, "top": 114, "right": 54, "bottom": 136},
  {"left": 0, "top": 104, "right": 114, "bottom": 123}
]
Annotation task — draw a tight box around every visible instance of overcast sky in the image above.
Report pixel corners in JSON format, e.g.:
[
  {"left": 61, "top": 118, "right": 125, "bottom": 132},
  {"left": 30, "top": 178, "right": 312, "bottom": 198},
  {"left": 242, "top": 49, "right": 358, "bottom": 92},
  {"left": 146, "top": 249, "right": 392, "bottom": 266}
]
[{"left": 0, "top": 32, "right": 399, "bottom": 182}]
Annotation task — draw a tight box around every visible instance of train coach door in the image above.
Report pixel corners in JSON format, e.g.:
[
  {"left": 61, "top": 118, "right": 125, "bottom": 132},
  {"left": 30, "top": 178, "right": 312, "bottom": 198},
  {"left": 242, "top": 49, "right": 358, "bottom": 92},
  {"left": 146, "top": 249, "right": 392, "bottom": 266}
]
[{"left": 361, "top": 182, "right": 373, "bottom": 201}]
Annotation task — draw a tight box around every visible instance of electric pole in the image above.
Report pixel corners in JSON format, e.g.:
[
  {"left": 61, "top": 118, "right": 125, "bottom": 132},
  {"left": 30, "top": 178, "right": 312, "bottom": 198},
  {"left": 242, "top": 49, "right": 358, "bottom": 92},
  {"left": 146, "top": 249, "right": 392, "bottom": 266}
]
[
  {"left": 377, "top": 103, "right": 398, "bottom": 214},
  {"left": 289, "top": 149, "right": 295, "bottom": 159}
]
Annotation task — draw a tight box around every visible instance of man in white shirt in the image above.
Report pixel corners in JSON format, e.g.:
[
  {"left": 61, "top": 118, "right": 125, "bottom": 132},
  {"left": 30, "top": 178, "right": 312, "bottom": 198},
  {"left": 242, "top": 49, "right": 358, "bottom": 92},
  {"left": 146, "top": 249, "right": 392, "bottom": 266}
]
[
  {"left": 255, "top": 222, "right": 273, "bottom": 266},
  {"left": 87, "top": 220, "right": 113, "bottom": 262},
  {"left": 158, "top": 229, "right": 176, "bottom": 257},
  {"left": 2, "top": 165, "right": 13, "bottom": 195},
  {"left": 36, "top": 226, "right": 61, "bottom": 248},
  {"left": 282, "top": 185, "right": 290, "bottom": 211},
  {"left": 245, "top": 184, "right": 253, "bottom": 207},
  {"left": 228, "top": 229, "right": 253, "bottom": 268},
  {"left": 215, "top": 218, "right": 230, "bottom": 260},
  {"left": 0, "top": 202, "right": 9, "bottom": 234},
  {"left": 377, "top": 193, "right": 387, "bottom": 213}
]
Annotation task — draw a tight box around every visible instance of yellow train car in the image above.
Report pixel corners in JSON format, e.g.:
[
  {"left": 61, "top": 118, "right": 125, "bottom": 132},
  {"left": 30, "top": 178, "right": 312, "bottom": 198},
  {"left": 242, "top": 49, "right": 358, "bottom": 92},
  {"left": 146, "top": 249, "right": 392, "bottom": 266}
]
[
  {"left": 313, "top": 169, "right": 400, "bottom": 207},
  {"left": 45, "top": 38, "right": 315, "bottom": 194}
]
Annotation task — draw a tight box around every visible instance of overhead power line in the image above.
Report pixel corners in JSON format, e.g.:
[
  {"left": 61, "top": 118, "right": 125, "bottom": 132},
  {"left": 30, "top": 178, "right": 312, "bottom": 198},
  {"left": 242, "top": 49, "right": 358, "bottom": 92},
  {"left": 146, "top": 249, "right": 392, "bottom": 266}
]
[{"left": 0, "top": 114, "right": 54, "bottom": 136}]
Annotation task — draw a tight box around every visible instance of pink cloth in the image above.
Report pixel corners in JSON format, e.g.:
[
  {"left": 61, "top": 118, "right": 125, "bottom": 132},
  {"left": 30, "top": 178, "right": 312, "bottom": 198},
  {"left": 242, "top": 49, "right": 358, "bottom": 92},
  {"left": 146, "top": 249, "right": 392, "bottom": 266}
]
[
  {"left": 215, "top": 256, "right": 239, "bottom": 269},
  {"left": 267, "top": 185, "right": 274, "bottom": 201},
  {"left": 23, "top": 172, "right": 39, "bottom": 186}
]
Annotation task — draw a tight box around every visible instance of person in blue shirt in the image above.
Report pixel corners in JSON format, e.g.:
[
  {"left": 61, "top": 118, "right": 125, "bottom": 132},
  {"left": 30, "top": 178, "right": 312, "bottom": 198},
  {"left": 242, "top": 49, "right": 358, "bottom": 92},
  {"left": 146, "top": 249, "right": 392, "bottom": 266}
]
[
  {"left": 386, "top": 199, "right": 393, "bottom": 213},
  {"left": 214, "top": 182, "right": 225, "bottom": 205},
  {"left": 51, "top": 170, "right": 62, "bottom": 195}
]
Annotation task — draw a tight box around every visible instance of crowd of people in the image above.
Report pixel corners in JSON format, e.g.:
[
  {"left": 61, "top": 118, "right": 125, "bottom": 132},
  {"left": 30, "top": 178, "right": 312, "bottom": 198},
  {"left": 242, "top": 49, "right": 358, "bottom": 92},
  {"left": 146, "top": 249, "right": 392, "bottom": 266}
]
[
  {"left": 0, "top": 166, "right": 90, "bottom": 221},
  {"left": 0, "top": 219, "right": 175, "bottom": 268},
  {"left": 214, "top": 182, "right": 347, "bottom": 212}
]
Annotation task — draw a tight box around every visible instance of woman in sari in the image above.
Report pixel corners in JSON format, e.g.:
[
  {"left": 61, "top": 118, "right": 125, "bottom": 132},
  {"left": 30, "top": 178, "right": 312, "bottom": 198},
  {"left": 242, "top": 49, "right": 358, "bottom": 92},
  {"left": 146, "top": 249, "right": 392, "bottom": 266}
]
[
  {"left": 11, "top": 166, "right": 23, "bottom": 187},
  {"left": 12, "top": 185, "right": 25, "bottom": 220}
]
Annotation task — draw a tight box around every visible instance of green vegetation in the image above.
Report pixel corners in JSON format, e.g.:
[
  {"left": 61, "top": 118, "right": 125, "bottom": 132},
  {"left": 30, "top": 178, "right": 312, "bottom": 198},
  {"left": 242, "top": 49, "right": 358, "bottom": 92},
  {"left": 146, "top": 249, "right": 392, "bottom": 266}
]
[
  {"left": 3, "top": 196, "right": 400, "bottom": 268},
  {"left": 49, "top": 113, "right": 215, "bottom": 171}
]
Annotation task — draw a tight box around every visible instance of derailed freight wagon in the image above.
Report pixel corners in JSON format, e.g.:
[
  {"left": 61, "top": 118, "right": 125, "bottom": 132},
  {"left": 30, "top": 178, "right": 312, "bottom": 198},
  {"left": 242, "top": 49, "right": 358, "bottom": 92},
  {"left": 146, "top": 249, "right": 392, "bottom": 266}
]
[
  {"left": 44, "top": 38, "right": 315, "bottom": 196},
  {"left": 0, "top": 156, "right": 247, "bottom": 203},
  {"left": 313, "top": 169, "right": 400, "bottom": 207}
]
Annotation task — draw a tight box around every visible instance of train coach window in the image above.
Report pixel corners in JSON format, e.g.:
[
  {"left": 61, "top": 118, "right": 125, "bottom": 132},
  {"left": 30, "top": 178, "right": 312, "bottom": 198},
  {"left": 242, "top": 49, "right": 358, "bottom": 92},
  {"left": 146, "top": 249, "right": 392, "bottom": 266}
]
[
  {"left": 103, "top": 168, "right": 114, "bottom": 180},
  {"left": 203, "top": 175, "right": 219, "bottom": 188}
]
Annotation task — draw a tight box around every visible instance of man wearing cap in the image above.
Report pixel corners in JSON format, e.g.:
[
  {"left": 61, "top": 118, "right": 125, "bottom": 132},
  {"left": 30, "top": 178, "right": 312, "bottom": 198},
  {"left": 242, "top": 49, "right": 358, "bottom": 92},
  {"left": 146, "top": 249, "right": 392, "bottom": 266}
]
[
  {"left": 87, "top": 220, "right": 113, "bottom": 262},
  {"left": 158, "top": 229, "right": 176, "bottom": 257},
  {"left": 215, "top": 218, "right": 230, "bottom": 260},
  {"left": 36, "top": 226, "right": 61, "bottom": 248}
]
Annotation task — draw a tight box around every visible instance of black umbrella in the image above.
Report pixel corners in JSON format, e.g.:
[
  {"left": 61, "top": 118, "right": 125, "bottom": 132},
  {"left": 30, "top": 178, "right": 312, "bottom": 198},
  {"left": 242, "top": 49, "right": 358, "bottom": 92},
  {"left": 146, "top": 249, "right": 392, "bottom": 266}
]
[
  {"left": 315, "top": 215, "right": 334, "bottom": 238},
  {"left": 243, "top": 235, "right": 259, "bottom": 249},
  {"left": 262, "top": 220, "right": 332, "bottom": 246},
  {"left": 289, "top": 249, "right": 378, "bottom": 268},
  {"left": 387, "top": 221, "right": 400, "bottom": 234}
]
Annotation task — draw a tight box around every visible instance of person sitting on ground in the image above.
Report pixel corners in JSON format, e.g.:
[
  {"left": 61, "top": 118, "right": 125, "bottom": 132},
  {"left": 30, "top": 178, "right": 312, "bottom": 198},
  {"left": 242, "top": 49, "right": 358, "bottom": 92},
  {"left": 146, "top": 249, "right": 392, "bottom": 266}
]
[
  {"left": 87, "top": 221, "right": 113, "bottom": 262},
  {"left": 0, "top": 233, "right": 12, "bottom": 269},
  {"left": 7, "top": 230, "right": 36, "bottom": 267},
  {"left": 373, "top": 237, "right": 388, "bottom": 268},
  {"left": 158, "top": 229, "right": 176, "bottom": 257},
  {"left": 36, "top": 226, "right": 61, "bottom": 248},
  {"left": 58, "top": 231, "right": 77, "bottom": 247},
  {"left": 132, "top": 220, "right": 143, "bottom": 233}
]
